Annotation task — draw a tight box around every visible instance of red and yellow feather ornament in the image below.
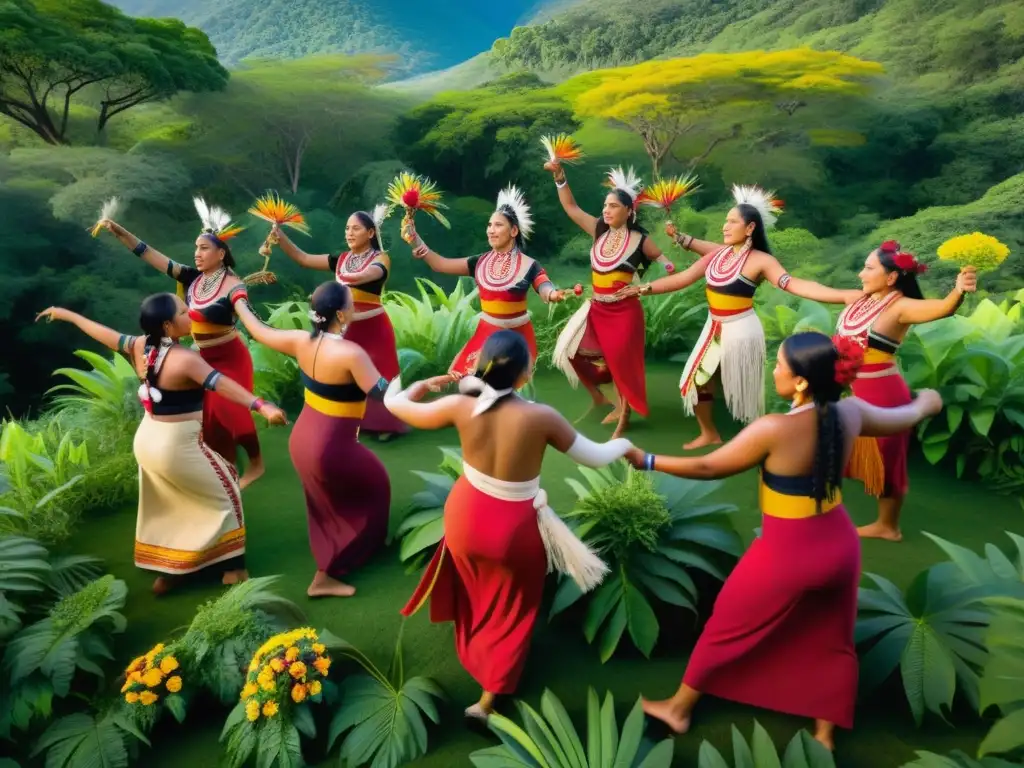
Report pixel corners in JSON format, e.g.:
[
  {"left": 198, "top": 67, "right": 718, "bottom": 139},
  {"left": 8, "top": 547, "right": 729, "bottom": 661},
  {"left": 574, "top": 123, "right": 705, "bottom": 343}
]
[
  {"left": 540, "top": 134, "right": 584, "bottom": 165},
  {"left": 244, "top": 192, "right": 311, "bottom": 286},
  {"left": 637, "top": 174, "right": 700, "bottom": 213},
  {"left": 387, "top": 172, "right": 450, "bottom": 243}
]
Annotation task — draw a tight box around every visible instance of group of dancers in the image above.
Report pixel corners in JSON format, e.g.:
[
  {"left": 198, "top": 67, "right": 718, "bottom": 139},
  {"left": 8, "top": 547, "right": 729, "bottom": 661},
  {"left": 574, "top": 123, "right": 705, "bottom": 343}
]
[{"left": 34, "top": 154, "right": 976, "bottom": 749}]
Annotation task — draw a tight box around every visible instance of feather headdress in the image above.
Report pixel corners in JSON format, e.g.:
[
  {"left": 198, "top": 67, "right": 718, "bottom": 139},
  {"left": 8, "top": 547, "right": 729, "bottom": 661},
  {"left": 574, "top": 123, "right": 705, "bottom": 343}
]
[
  {"left": 90, "top": 197, "right": 121, "bottom": 237},
  {"left": 370, "top": 202, "right": 392, "bottom": 249},
  {"left": 495, "top": 185, "right": 533, "bottom": 241},
  {"left": 731, "top": 184, "right": 784, "bottom": 229},
  {"left": 194, "top": 196, "right": 244, "bottom": 240},
  {"left": 605, "top": 166, "right": 644, "bottom": 206}
]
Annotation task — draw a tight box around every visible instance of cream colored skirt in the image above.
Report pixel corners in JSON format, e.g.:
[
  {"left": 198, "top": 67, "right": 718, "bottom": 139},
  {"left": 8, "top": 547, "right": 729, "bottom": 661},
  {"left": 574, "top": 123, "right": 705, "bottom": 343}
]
[{"left": 133, "top": 415, "right": 245, "bottom": 574}]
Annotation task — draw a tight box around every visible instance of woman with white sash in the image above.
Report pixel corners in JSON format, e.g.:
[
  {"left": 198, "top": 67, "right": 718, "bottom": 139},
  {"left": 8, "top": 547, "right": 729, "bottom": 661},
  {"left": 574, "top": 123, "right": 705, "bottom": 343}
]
[{"left": 385, "top": 330, "right": 633, "bottom": 721}]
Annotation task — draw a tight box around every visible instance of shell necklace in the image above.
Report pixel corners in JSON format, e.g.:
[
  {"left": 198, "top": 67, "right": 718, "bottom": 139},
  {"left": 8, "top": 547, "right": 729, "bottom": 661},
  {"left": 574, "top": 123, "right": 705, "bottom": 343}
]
[
  {"left": 838, "top": 291, "right": 900, "bottom": 339},
  {"left": 592, "top": 227, "right": 629, "bottom": 269},
  {"left": 342, "top": 248, "right": 376, "bottom": 275},
  {"left": 480, "top": 248, "right": 521, "bottom": 289},
  {"left": 706, "top": 242, "right": 751, "bottom": 286},
  {"left": 190, "top": 267, "right": 227, "bottom": 306}
]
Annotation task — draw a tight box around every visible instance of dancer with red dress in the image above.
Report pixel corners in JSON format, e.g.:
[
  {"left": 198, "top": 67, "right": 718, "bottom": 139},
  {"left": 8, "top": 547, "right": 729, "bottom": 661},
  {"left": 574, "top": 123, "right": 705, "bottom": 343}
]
[
  {"left": 269, "top": 206, "right": 408, "bottom": 439},
  {"left": 775, "top": 241, "right": 977, "bottom": 540},
  {"left": 627, "top": 332, "right": 942, "bottom": 750},
  {"left": 402, "top": 186, "right": 568, "bottom": 379},
  {"left": 98, "top": 200, "right": 266, "bottom": 486},
  {"left": 384, "top": 331, "right": 635, "bottom": 720},
  {"left": 547, "top": 163, "right": 674, "bottom": 438}
]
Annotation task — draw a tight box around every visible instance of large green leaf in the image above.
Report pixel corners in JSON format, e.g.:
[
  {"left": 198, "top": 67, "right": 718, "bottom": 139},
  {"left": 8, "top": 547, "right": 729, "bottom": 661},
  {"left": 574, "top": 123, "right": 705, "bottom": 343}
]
[
  {"left": 977, "top": 596, "right": 1024, "bottom": 757},
  {"left": 696, "top": 722, "right": 834, "bottom": 768},
  {"left": 31, "top": 712, "right": 149, "bottom": 768}
]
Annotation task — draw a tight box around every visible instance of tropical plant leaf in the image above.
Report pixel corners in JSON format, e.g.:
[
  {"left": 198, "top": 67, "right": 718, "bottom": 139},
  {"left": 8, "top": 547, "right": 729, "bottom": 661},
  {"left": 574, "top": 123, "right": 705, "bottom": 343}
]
[
  {"left": 31, "top": 711, "right": 149, "bottom": 768},
  {"left": 696, "top": 722, "right": 834, "bottom": 768}
]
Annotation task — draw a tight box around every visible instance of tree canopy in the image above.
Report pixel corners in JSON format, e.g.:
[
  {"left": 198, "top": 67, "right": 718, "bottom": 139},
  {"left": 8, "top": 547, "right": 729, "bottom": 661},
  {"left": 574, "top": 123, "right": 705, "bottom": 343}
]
[{"left": 0, "top": 0, "right": 227, "bottom": 145}]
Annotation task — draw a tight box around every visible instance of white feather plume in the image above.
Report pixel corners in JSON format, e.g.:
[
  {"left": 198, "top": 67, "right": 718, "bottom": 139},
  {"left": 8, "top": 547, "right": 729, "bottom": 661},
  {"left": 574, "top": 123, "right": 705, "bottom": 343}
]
[
  {"left": 370, "top": 202, "right": 391, "bottom": 249},
  {"left": 495, "top": 184, "right": 533, "bottom": 241},
  {"left": 193, "top": 196, "right": 231, "bottom": 234},
  {"left": 731, "top": 184, "right": 781, "bottom": 229},
  {"left": 607, "top": 166, "right": 643, "bottom": 202},
  {"left": 99, "top": 196, "right": 120, "bottom": 221}
]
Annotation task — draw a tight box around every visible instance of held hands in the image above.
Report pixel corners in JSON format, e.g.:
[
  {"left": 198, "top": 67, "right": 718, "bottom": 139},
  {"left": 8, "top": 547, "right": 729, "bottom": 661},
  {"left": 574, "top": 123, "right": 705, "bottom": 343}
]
[
  {"left": 35, "top": 307, "right": 71, "bottom": 324},
  {"left": 956, "top": 266, "right": 978, "bottom": 294},
  {"left": 665, "top": 221, "right": 678, "bottom": 238},
  {"left": 914, "top": 389, "right": 943, "bottom": 419},
  {"left": 411, "top": 244, "right": 429, "bottom": 260},
  {"left": 623, "top": 445, "right": 647, "bottom": 468},
  {"left": 425, "top": 373, "right": 458, "bottom": 393},
  {"left": 258, "top": 402, "right": 289, "bottom": 426}
]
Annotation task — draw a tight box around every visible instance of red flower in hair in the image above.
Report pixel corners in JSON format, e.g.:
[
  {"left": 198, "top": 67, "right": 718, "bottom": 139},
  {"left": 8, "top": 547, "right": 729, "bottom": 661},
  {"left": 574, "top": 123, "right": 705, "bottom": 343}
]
[
  {"left": 831, "top": 335, "right": 864, "bottom": 387},
  {"left": 880, "top": 240, "right": 900, "bottom": 253},
  {"left": 893, "top": 252, "right": 927, "bottom": 275}
]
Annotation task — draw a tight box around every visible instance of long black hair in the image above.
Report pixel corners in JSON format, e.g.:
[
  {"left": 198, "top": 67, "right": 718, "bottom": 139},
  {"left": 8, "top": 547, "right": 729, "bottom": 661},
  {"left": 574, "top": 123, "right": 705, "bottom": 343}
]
[
  {"left": 352, "top": 211, "right": 382, "bottom": 251},
  {"left": 199, "top": 233, "right": 236, "bottom": 269},
  {"left": 876, "top": 240, "right": 924, "bottom": 300},
  {"left": 139, "top": 292, "right": 178, "bottom": 391},
  {"left": 494, "top": 205, "right": 527, "bottom": 252},
  {"left": 309, "top": 281, "right": 352, "bottom": 337},
  {"left": 781, "top": 331, "right": 845, "bottom": 509},
  {"left": 473, "top": 330, "right": 530, "bottom": 395},
  {"left": 735, "top": 203, "right": 772, "bottom": 254}
]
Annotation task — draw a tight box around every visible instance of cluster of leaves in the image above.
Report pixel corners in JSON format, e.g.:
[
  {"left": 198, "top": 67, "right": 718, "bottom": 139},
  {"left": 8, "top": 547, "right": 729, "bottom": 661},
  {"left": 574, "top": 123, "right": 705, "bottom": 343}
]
[
  {"left": 393, "top": 446, "right": 463, "bottom": 569},
  {"left": 696, "top": 722, "right": 836, "bottom": 768}
]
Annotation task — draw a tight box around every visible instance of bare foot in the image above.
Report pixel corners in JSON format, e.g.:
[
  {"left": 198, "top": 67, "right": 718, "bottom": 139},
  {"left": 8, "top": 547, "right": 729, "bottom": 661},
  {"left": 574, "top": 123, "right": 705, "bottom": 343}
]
[
  {"left": 239, "top": 456, "right": 265, "bottom": 490},
  {"left": 307, "top": 572, "right": 356, "bottom": 598},
  {"left": 601, "top": 408, "right": 622, "bottom": 425},
  {"left": 222, "top": 569, "right": 249, "bottom": 585},
  {"left": 857, "top": 522, "right": 903, "bottom": 542},
  {"left": 152, "top": 576, "right": 176, "bottom": 596},
  {"left": 683, "top": 434, "right": 722, "bottom": 450},
  {"left": 464, "top": 703, "right": 491, "bottom": 722},
  {"left": 641, "top": 697, "right": 691, "bottom": 734}
]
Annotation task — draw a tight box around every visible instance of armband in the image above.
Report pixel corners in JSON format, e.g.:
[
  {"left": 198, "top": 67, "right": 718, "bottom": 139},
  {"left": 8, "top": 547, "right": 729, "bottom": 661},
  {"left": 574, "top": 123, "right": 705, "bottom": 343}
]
[
  {"left": 643, "top": 453, "right": 656, "bottom": 471},
  {"left": 165, "top": 260, "right": 178, "bottom": 277},
  {"left": 555, "top": 178, "right": 567, "bottom": 189},
  {"left": 228, "top": 285, "right": 249, "bottom": 305},
  {"left": 778, "top": 273, "right": 792, "bottom": 292},
  {"left": 367, "top": 377, "right": 389, "bottom": 401},
  {"left": 117, "top": 334, "right": 137, "bottom": 354},
  {"left": 250, "top": 398, "right": 265, "bottom": 412},
  {"left": 133, "top": 241, "right": 148, "bottom": 257},
  {"left": 566, "top": 434, "right": 633, "bottom": 468},
  {"left": 203, "top": 371, "right": 222, "bottom": 391}
]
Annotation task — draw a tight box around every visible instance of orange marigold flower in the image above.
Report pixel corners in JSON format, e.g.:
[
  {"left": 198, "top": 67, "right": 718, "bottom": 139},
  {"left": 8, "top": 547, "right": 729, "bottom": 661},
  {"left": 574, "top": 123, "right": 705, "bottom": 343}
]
[
  {"left": 308, "top": 680, "right": 322, "bottom": 696},
  {"left": 125, "top": 692, "right": 140, "bottom": 704},
  {"left": 262, "top": 701, "right": 279, "bottom": 718},
  {"left": 289, "top": 662, "right": 307, "bottom": 680},
  {"left": 285, "top": 647, "right": 300, "bottom": 662},
  {"left": 139, "top": 691, "right": 158, "bottom": 706},
  {"left": 159, "top": 656, "right": 179, "bottom": 674},
  {"left": 312, "top": 643, "right": 325, "bottom": 654},
  {"left": 313, "top": 658, "right": 330, "bottom": 676},
  {"left": 241, "top": 683, "right": 258, "bottom": 699},
  {"left": 142, "top": 668, "right": 164, "bottom": 688},
  {"left": 291, "top": 684, "right": 307, "bottom": 703},
  {"left": 269, "top": 658, "right": 285, "bottom": 673},
  {"left": 166, "top": 676, "right": 182, "bottom": 693},
  {"left": 245, "top": 699, "right": 260, "bottom": 722}
]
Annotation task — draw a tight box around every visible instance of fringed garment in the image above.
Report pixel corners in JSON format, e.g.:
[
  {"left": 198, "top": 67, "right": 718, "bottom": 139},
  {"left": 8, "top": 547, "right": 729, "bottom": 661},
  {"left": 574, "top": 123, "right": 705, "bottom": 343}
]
[
  {"left": 683, "top": 467, "right": 860, "bottom": 728},
  {"left": 836, "top": 293, "right": 910, "bottom": 497},
  {"left": 329, "top": 250, "right": 408, "bottom": 435},
  {"left": 553, "top": 222, "right": 650, "bottom": 416},
  {"left": 678, "top": 243, "right": 765, "bottom": 424}
]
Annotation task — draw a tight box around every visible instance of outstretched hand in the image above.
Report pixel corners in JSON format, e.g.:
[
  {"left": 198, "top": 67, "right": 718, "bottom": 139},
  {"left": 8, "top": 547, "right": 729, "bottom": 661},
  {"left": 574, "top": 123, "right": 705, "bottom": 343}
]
[
  {"left": 624, "top": 445, "right": 647, "bottom": 468},
  {"left": 665, "top": 221, "right": 678, "bottom": 238},
  {"left": 411, "top": 244, "right": 429, "bottom": 260},
  {"left": 914, "top": 389, "right": 943, "bottom": 419},
  {"left": 258, "top": 402, "right": 289, "bottom": 426},
  {"left": 36, "top": 307, "right": 70, "bottom": 324},
  {"left": 956, "top": 266, "right": 977, "bottom": 294}
]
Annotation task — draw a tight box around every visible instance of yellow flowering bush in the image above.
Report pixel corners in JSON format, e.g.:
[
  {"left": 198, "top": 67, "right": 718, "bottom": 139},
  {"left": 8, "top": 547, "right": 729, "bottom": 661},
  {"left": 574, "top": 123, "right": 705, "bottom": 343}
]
[
  {"left": 121, "top": 642, "right": 185, "bottom": 711},
  {"left": 937, "top": 232, "right": 1010, "bottom": 273},
  {"left": 239, "top": 627, "right": 330, "bottom": 724}
]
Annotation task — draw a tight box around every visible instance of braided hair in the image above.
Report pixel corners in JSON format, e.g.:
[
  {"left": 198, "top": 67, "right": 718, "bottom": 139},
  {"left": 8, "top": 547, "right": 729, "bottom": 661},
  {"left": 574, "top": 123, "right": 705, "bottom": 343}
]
[
  {"left": 781, "top": 332, "right": 848, "bottom": 510},
  {"left": 138, "top": 293, "right": 178, "bottom": 393},
  {"left": 309, "top": 281, "right": 352, "bottom": 338}
]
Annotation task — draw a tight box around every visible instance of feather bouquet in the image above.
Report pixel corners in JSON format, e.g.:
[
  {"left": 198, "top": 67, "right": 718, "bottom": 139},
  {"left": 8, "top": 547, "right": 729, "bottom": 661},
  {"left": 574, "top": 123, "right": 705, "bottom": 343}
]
[
  {"left": 540, "top": 134, "right": 584, "bottom": 165},
  {"left": 387, "top": 172, "right": 450, "bottom": 244},
  {"left": 245, "top": 192, "right": 310, "bottom": 286},
  {"left": 90, "top": 197, "right": 121, "bottom": 237},
  {"left": 638, "top": 174, "right": 700, "bottom": 213},
  {"left": 937, "top": 232, "right": 1009, "bottom": 274}
]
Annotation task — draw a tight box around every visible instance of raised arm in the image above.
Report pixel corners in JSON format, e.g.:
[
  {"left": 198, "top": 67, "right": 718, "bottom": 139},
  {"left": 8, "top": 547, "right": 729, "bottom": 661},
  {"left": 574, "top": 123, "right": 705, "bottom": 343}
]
[
  {"left": 179, "top": 351, "right": 287, "bottom": 424},
  {"left": 756, "top": 253, "right": 861, "bottom": 304},
  {"left": 895, "top": 269, "right": 975, "bottom": 325},
  {"left": 665, "top": 222, "right": 721, "bottom": 257},
  {"left": 544, "top": 407, "right": 634, "bottom": 466},
  {"left": 844, "top": 390, "right": 941, "bottom": 437},
  {"left": 98, "top": 219, "right": 182, "bottom": 278},
  {"left": 272, "top": 224, "right": 331, "bottom": 271},
  {"left": 232, "top": 294, "right": 305, "bottom": 357},
  {"left": 545, "top": 162, "right": 599, "bottom": 237},
  {"left": 36, "top": 307, "right": 127, "bottom": 352},
  {"left": 627, "top": 417, "right": 777, "bottom": 479},
  {"left": 383, "top": 377, "right": 465, "bottom": 430}
]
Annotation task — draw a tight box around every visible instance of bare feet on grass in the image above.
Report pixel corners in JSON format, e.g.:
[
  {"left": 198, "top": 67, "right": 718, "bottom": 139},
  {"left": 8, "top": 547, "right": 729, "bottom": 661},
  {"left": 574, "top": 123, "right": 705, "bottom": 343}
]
[
  {"left": 307, "top": 571, "right": 356, "bottom": 598},
  {"left": 222, "top": 569, "right": 249, "bottom": 585},
  {"left": 239, "top": 455, "right": 265, "bottom": 490},
  {"left": 857, "top": 522, "right": 903, "bottom": 542},
  {"left": 683, "top": 433, "right": 722, "bottom": 450},
  {"left": 641, "top": 698, "right": 691, "bottom": 734}
]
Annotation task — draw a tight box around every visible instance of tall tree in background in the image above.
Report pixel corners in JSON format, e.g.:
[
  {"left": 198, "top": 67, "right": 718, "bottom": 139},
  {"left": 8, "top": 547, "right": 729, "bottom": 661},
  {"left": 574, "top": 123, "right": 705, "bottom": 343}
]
[
  {"left": 565, "top": 49, "right": 884, "bottom": 178},
  {"left": 0, "top": 0, "right": 227, "bottom": 145}
]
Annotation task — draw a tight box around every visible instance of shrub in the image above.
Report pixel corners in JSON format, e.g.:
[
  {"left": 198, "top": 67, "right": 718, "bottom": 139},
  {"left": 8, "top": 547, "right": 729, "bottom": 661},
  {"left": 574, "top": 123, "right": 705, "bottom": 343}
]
[{"left": 697, "top": 721, "right": 835, "bottom": 767}]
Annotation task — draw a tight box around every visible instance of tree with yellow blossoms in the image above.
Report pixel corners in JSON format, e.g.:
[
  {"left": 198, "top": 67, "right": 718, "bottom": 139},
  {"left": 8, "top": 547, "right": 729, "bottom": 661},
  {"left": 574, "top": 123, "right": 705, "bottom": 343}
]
[{"left": 563, "top": 49, "right": 884, "bottom": 178}]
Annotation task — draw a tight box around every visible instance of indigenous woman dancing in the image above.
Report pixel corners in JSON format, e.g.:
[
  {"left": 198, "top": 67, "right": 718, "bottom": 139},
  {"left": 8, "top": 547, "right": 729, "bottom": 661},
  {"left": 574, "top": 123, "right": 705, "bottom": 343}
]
[
  {"left": 233, "top": 281, "right": 391, "bottom": 598},
  {"left": 36, "top": 295, "right": 286, "bottom": 595},
  {"left": 627, "top": 332, "right": 942, "bottom": 750},
  {"left": 546, "top": 162, "right": 673, "bottom": 438},
  {"left": 623, "top": 185, "right": 828, "bottom": 448},
  {"left": 98, "top": 200, "right": 265, "bottom": 486},
  {"left": 269, "top": 207, "right": 408, "bottom": 439},
  {"left": 402, "top": 185, "right": 568, "bottom": 379},
  {"left": 777, "top": 241, "right": 977, "bottom": 541},
  {"left": 384, "top": 331, "right": 634, "bottom": 720}
]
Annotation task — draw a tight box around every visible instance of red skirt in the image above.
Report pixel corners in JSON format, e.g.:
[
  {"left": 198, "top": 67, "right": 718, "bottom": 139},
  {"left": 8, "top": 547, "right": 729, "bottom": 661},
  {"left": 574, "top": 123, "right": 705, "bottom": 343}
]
[
  {"left": 343, "top": 311, "right": 408, "bottom": 435},
  {"left": 401, "top": 476, "right": 546, "bottom": 694},
  {"left": 449, "top": 318, "right": 537, "bottom": 380},
  {"left": 199, "top": 336, "right": 260, "bottom": 462},
  {"left": 683, "top": 507, "right": 861, "bottom": 728},
  {"left": 573, "top": 298, "right": 647, "bottom": 416},
  {"left": 849, "top": 372, "right": 911, "bottom": 497},
  {"left": 288, "top": 406, "right": 390, "bottom": 576}
]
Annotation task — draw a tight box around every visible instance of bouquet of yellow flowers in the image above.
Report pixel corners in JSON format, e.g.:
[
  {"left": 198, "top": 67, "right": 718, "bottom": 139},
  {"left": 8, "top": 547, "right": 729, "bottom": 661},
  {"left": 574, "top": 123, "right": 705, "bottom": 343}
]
[
  {"left": 937, "top": 232, "right": 1010, "bottom": 274},
  {"left": 121, "top": 642, "right": 187, "bottom": 729},
  {"left": 241, "top": 627, "right": 329, "bottom": 722}
]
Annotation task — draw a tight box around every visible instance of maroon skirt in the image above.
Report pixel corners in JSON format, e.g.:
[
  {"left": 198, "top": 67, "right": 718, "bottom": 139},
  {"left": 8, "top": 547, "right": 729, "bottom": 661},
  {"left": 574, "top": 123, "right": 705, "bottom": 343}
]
[
  {"left": 683, "top": 506, "right": 861, "bottom": 728},
  {"left": 343, "top": 311, "right": 408, "bottom": 435},
  {"left": 287, "top": 405, "right": 390, "bottom": 576},
  {"left": 199, "top": 336, "right": 260, "bottom": 462}
]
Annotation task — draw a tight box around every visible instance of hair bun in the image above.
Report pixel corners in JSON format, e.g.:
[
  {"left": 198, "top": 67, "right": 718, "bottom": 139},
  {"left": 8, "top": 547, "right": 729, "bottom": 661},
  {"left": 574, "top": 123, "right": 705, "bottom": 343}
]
[{"left": 831, "top": 335, "right": 864, "bottom": 387}]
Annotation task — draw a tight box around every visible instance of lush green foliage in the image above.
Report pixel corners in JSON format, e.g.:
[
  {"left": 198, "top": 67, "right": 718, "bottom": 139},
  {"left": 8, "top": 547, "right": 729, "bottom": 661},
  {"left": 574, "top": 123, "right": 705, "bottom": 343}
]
[
  {"left": 394, "top": 446, "right": 462, "bottom": 567},
  {"left": 977, "top": 596, "right": 1024, "bottom": 758},
  {"left": 470, "top": 687, "right": 674, "bottom": 768},
  {"left": 551, "top": 465, "right": 740, "bottom": 661},
  {"left": 385, "top": 279, "right": 479, "bottom": 381},
  {"left": 696, "top": 721, "right": 835, "bottom": 767},
  {"left": 899, "top": 751, "right": 1020, "bottom": 768}
]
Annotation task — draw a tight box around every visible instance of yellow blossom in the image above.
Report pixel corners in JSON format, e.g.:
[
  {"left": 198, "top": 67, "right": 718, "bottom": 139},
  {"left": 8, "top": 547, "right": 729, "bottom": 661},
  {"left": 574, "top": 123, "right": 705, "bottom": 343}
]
[
  {"left": 285, "top": 647, "right": 300, "bottom": 662},
  {"left": 127, "top": 656, "right": 146, "bottom": 673},
  {"left": 121, "top": 680, "right": 132, "bottom": 693},
  {"left": 129, "top": 671, "right": 143, "bottom": 684},
  {"left": 139, "top": 691, "right": 158, "bottom": 706},
  {"left": 312, "top": 643, "right": 325, "bottom": 654},
  {"left": 142, "top": 668, "right": 165, "bottom": 688},
  {"left": 125, "top": 692, "right": 140, "bottom": 704},
  {"left": 166, "top": 676, "right": 182, "bottom": 693},
  {"left": 260, "top": 679, "right": 276, "bottom": 693},
  {"left": 269, "top": 658, "right": 285, "bottom": 673},
  {"left": 159, "top": 655, "right": 179, "bottom": 674},
  {"left": 262, "top": 701, "right": 279, "bottom": 718},
  {"left": 145, "top": 643, "right": 165, "bottom": 661},
  {"left": 313, "top": 658, "right": 330, "bottom": 676},
  {"left": 289, "top": 662, "right": 307, "bottom": 680},
  {"left": 245, "top": 699, "right": 260, "bottom": 722},
  {"left": 241, "top": 683, "right": 258, "bottom": 699},
  {"left": 937, "top": 232, "right": 1009, "bottom": 273},
  {"left": 308, "top": 680, "right": 322, "bottom": 696},
  {"left": 291, "top": 684, "right": 307, "bottom": 703}
]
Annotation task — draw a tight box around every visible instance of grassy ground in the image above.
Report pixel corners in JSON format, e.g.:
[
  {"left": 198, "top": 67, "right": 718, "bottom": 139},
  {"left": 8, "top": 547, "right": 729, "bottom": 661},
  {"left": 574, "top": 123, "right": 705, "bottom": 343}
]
[{"left": 80, "top": 364, "right": 1018, "bottom": 767}]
